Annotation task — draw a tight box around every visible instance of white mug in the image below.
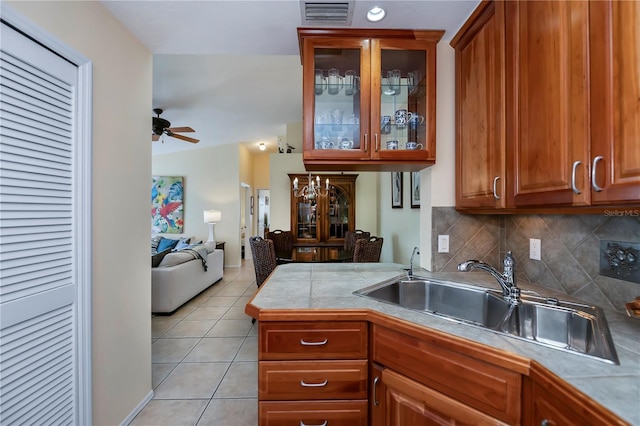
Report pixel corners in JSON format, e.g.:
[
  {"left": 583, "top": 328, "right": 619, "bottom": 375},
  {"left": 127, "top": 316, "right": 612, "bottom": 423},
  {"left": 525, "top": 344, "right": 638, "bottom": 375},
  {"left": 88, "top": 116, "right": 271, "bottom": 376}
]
[
  {"left": 406, "top": 141, "right": 423, "bottom": 150},
  {"left": 395, "top": 109, "right": 408, "bottom": 128},
  {"left": 339, "top": 138, "right": 354, "bottom": 149},
  {"left": 386, "top": 140, "right": 399, "bottom": 150}
]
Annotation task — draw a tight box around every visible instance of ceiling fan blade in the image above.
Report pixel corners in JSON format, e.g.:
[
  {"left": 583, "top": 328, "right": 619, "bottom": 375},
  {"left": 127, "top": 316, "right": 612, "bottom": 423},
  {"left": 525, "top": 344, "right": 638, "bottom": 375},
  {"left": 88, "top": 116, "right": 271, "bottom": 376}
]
[
  {"left": 169, "top": 133, "right": 200, "bottom": 144},
  {"left": 152, "top": 134, "right": 160, "bottom": 141},
  {"left": 167, "top": 126, "right": 195, "bottom": 133}
]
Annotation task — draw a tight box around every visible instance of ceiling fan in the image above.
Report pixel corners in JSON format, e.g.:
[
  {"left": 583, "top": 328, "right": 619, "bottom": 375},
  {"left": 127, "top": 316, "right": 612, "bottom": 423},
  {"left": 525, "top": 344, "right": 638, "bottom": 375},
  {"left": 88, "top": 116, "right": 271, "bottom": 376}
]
[{"left": 152, "top": 108, "right": 199, "bottom": 144}]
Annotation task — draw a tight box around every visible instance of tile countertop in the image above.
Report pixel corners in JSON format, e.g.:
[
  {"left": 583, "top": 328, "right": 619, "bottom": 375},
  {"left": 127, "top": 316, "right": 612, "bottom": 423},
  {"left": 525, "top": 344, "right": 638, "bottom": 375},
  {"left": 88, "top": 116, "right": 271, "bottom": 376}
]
[{"left": 247, "top": 262, "right": 640, "bottom": 425}]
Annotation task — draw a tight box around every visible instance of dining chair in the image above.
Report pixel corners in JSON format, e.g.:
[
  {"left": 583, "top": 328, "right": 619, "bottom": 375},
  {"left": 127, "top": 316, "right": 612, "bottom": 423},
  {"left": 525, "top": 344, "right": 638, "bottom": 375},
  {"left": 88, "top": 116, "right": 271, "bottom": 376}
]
[
  {"left": 249, "top": 236, "right": 278, "bottom": 324},
  {"left": 267, "top": 229, "right": 293, "bottom": 255},
  {"left": 344, "top": 229, "right": 371, "bottom": 252},
  {"left": 353, "top": 236, "right": 383, "bottom": 262}
]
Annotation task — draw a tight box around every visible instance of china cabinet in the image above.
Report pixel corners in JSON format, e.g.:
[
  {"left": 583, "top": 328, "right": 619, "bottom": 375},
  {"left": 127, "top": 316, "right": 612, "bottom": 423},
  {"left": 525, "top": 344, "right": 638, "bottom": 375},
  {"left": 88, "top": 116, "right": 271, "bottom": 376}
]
[
  {"left": 289, "top": 173, "right": 357, "bottom": 245},
  {"left": 298, "top": 28, "right": 443, "bottom": 172}
]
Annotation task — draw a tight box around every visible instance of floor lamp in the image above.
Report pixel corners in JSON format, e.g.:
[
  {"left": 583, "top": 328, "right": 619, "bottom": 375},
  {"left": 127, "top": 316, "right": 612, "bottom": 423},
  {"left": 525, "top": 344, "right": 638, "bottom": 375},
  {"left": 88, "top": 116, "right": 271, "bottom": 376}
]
[{"left": 203, "top": 210, "right": 222, "bottom": 247}]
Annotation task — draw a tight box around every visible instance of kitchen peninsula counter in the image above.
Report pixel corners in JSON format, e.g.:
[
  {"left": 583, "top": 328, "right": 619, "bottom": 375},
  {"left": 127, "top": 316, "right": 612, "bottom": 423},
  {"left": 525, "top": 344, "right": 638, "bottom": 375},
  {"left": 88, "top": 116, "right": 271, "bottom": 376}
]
[{"left": 245, "top": 262, "right": 640, "bottom": 424}]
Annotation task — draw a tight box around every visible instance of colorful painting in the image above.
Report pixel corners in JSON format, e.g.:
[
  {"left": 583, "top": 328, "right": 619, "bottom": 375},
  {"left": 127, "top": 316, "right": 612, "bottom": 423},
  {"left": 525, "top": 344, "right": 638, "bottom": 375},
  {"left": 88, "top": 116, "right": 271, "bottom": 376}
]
[{"left": 152, "top": 176, "right": 184, "bottom": 233}]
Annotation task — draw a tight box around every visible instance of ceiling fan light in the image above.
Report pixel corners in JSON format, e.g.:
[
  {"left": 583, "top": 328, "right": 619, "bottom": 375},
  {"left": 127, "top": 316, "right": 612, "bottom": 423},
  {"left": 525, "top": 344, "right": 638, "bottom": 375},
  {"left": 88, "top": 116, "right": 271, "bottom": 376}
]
[{"left": 367, "top": 6, "right": 386, "bottom": 22}]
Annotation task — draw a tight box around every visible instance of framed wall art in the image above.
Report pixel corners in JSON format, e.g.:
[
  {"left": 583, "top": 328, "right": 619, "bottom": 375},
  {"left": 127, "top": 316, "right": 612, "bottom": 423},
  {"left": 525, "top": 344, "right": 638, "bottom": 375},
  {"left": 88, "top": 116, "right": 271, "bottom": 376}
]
[
  {"left": 151, "top": 176, "right": 184, "bottom": 233},
  {"left": 391, "top": 171, "right": 403, "bottom": 208},
  {"left": 411, "top": 171, "right": 421, "bottom": 208}
]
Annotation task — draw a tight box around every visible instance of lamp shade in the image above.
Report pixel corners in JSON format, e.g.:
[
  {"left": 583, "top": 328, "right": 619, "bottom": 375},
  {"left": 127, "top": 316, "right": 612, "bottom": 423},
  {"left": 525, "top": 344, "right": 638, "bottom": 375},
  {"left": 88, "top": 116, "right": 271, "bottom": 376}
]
[{"left": 203, "top": 209, "right": 222, "bottom": 224}]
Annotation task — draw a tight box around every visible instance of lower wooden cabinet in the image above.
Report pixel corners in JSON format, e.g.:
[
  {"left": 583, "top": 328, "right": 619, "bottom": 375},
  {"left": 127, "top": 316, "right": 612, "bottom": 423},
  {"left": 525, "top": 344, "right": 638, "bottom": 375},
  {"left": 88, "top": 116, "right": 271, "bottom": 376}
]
[
  {"left": 259, "top": 400, "right": 367, "bottom": 426},
  {"left": 256, "top": 317, "right": 626, "bottom": 425},
  {"left": 258, "top": 321, "right": 369, "bottom": 424},
  {"left": 380, "top": 368, "right": 509, "bottom": 425},
  {"left": 522, "top": 373, "right": 628, "bottom": 426}
]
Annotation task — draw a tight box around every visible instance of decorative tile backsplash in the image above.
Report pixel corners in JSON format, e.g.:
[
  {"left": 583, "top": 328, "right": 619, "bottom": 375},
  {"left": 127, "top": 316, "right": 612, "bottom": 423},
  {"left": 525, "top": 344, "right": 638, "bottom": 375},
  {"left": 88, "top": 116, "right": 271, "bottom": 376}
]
[{"left": 431, "top": 207, "right": 640, "bottom": 312}]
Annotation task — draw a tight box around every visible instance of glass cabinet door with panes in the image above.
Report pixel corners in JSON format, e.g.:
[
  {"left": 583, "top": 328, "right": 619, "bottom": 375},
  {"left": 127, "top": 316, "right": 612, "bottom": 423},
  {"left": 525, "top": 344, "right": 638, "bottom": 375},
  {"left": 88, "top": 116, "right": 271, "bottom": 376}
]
[
  {"left": 289, "top": 173, "right": 357, "bottom": 245},
  {"left": 298, "top": 28, "right": 443, "bottom": 171}
]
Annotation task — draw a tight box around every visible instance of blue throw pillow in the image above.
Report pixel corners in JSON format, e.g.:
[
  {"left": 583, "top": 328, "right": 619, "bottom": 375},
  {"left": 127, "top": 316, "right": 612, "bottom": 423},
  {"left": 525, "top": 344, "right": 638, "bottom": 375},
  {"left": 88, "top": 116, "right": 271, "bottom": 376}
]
[
  {"left": 157, "top": 237, "right": 179, "bottom": 252},
  {"left": 173, "top": 237, "right": 191, "bottom": 251}
]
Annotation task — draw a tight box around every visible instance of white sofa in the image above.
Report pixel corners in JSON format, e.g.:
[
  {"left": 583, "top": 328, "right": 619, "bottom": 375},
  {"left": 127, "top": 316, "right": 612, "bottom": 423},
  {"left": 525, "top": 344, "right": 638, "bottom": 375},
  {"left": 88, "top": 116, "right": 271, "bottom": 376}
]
[{"left": 152, "top": 246, "right": 224, "bottom": 314}]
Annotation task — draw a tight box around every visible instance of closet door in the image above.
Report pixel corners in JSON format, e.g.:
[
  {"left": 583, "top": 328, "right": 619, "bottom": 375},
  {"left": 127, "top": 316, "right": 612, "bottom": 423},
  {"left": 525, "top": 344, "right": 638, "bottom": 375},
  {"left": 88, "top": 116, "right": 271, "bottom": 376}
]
[{"left": 0, "top": 21, "right": 90, "bottom": 425}]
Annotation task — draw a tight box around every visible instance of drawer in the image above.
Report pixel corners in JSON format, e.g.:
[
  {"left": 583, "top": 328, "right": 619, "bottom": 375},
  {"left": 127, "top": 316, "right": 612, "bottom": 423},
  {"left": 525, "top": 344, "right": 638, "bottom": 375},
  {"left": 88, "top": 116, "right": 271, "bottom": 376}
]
[
  {"left": 259, "top": 400, "right": 367, "bottom": 426},
  {"left": 260, "top": 321, "right": 367, "bottom": 360},
  {"left": 373, "top": 325, "right": 521, "bottom": 424},
  {"left": 259, "top": 360, "right": 368, "bottom": 400}
]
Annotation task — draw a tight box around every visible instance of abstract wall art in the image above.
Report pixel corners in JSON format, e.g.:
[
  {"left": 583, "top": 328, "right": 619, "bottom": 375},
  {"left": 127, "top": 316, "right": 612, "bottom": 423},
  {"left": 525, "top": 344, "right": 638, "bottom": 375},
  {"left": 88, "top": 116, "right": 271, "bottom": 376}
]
[{"left": 151, "top": 176, "right": 184, "bottom": 233}]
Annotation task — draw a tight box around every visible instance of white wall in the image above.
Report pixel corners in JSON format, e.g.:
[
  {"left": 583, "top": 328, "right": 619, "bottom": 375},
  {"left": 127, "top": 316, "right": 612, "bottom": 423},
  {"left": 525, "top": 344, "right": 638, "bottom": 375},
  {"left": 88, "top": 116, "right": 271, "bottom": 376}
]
[
  {"left": 153, "top": 143, "right": 244, "bottom": 267},
  {"left": 6, "top": 2, "right": 153, "bottom": 424}
]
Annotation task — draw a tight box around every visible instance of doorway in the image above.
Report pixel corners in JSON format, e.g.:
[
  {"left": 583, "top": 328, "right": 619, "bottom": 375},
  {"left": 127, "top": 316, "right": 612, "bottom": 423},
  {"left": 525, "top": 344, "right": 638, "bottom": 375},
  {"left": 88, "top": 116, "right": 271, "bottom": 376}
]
[
  {"left": 240, "top": 183, "right": 252, "bottom": 260},
  {"left": 257, "top": 189, "right": 270, "bottom": 238}
]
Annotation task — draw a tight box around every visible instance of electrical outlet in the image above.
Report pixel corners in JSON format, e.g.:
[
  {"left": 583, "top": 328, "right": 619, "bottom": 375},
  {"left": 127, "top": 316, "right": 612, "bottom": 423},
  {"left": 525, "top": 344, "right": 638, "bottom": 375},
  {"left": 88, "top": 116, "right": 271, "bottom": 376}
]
[
  {"left": 530, "top": 238, "right": 541, "bottom": 261},
  {"left": 438, "top": 235, "right": 449, "bottom": 253}
]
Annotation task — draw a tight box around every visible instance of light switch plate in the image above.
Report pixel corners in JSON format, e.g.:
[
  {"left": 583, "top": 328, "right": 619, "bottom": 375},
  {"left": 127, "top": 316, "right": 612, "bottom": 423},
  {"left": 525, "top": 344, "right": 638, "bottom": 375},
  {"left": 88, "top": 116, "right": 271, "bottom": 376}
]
[
  {"left": 530, "top": 238, "right": 541, "bottom": 261},
  {"left": 438, "top": 235, "right": 449, "bottom": 253}
]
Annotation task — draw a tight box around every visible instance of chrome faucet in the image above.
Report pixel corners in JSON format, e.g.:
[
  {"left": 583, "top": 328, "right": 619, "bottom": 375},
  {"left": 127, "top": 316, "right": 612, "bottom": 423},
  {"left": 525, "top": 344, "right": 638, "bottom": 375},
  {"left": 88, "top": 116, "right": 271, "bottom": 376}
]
[
  {"left": 458, "top": 251, "right": 521, "bottom": 305},
  {"left": 407, "top": 247, "right": 420, "bottom": 278}
]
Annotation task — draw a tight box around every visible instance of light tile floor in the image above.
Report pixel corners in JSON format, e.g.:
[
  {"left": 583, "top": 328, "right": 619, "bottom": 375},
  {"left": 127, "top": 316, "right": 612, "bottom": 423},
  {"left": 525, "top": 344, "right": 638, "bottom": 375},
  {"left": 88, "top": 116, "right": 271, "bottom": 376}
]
[{"left": 132, "top": 260, "right": 259, "bottom": 426}]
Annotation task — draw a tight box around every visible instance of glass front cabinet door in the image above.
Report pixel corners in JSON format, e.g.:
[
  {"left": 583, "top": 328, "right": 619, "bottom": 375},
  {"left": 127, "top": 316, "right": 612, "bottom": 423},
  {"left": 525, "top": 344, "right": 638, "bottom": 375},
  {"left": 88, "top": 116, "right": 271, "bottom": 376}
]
[
  {"left": 289, "top": 173, "right": 357, "bottom": 245},
  {"left": 298, "top": 28, "right": 444, "bottom": 171}
]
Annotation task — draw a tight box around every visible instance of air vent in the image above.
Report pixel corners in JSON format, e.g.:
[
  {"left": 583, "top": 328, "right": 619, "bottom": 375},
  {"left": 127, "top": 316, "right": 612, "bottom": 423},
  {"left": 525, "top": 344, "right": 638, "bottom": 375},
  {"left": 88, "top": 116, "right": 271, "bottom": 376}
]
[{"left": 300, "top": 1, "right": 354, "bottom": 25}]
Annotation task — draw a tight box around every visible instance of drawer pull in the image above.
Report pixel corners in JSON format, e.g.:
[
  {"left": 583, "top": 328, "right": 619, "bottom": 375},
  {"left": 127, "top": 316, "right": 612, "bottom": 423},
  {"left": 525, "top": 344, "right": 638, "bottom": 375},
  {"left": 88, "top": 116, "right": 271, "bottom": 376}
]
[
  {"left": 300, "top": 421, "right": 328, "bottom": 426},
  {"left": 300, "top": 379, "right": 328, "bottom": 387},
  {"left": 493, "top": 176, "right": 501, "bottom": 200},
  {"left": 300, "top": 338, "right": 328, "bottom": 346}
]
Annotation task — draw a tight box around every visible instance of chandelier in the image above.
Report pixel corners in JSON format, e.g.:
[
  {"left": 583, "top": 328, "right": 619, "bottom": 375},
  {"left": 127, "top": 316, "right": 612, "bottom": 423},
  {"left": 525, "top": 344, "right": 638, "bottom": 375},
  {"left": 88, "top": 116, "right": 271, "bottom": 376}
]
[{"left": 293, "top": 173, "right": 329, "bottom": 200}]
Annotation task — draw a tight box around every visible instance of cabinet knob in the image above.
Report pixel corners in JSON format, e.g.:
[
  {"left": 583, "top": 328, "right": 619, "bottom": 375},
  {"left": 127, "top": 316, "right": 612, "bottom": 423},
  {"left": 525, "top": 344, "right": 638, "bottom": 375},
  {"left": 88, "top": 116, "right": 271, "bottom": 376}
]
[
  {"left": 571, "top": 161, "right": 582, "bottom": 194},
  {"left": 592, "top": 156, "right": 604, "bottom": 192}
]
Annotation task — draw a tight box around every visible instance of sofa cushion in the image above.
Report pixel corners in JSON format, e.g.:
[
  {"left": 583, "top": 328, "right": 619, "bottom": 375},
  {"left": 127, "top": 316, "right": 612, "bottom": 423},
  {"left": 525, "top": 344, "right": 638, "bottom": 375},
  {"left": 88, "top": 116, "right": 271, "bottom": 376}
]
[
  {"left": 157, "top": 237, "right": 180, "bottom": 252},
  {"left": 152, "top": 248, "right": 172, "bottom": 267},
  {"left": 158, "top": 251, "right": 196, "bottom": 268}
]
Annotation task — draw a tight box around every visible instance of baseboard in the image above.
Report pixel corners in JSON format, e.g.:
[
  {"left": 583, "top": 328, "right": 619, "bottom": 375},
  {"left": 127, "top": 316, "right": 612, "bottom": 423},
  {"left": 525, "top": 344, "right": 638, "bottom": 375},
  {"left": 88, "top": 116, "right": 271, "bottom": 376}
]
[{"left": 120, "top": 390, "right": 154, "bottom": 426}]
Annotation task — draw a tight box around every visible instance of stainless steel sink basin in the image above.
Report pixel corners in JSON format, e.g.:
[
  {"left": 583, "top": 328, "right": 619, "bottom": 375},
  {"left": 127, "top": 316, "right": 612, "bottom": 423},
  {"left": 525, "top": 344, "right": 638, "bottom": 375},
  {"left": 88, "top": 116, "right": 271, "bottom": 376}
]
[{"left": 354, "top": 276, "right": 619, "bottom": 364}]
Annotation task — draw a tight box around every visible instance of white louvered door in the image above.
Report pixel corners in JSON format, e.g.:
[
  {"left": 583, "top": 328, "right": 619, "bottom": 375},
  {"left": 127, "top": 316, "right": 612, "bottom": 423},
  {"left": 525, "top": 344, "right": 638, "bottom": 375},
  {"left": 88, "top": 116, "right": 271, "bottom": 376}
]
[{"left": 0, "top": 21, "right": 88, "bottom": 425}]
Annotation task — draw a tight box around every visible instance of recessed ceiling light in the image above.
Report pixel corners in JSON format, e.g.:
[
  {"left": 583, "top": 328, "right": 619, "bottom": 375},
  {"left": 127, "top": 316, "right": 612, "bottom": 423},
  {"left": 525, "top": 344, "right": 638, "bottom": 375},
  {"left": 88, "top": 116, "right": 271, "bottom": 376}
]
[
  {"left": 259, "top": 142, "right": 266, "bottom": 151},
  {"left": 367, "top": 6, "right": 386, "bottom": 23}
]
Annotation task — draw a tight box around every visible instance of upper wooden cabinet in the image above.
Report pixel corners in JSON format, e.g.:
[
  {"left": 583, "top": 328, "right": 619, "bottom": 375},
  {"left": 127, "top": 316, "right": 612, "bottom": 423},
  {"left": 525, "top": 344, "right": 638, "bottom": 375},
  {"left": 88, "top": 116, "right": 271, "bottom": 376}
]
[
  {"left": 298, "top": 28, "right": 443, "bottom": 172},
  {"left": 451, "top": 1, "right": 506, "bottom": 209},
  {"left": 453, "top": 0, "right": 640, "bottom": 212},
  {"left": 589, "top": 0, "right": 640, "bottom": 205}
]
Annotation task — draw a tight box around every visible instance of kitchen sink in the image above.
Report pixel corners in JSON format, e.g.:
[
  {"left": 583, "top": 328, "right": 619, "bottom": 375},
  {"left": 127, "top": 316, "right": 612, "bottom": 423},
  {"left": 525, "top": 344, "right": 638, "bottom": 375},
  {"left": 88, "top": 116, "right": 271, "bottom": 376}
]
[{"left": 354, "top": 276, "right": 619, "bottom": 364}]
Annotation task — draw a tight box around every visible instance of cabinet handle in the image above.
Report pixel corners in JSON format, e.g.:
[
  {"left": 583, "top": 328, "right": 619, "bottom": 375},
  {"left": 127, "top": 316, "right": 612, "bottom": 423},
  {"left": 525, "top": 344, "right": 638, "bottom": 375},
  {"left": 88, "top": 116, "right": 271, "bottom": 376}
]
[
  {"left": 373, "top": 376, "right": 380, "bottom": 406},
  {"left": 374, "top": 133, "right": 379, "bottom": 152},
  {"left": 364, "top": 133, "right": 368, "bottom": 152},
  {"left": 493, "top": 176, "right": 501, "bottom": 200},
  {"left": 592, "top": 156, "right": 604, "bottom": 192},
  {"left": 300, "top": 338, "right": 328, "bottom": 346},
  {"left": 571, "top": 160, "right": 582, "bottom": 194},
  {"left": 300, "top": 421, "right": 327, "bottom": 426},
  {"left": 300, "top": 379, "right": 328, "bottom": 387}
]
